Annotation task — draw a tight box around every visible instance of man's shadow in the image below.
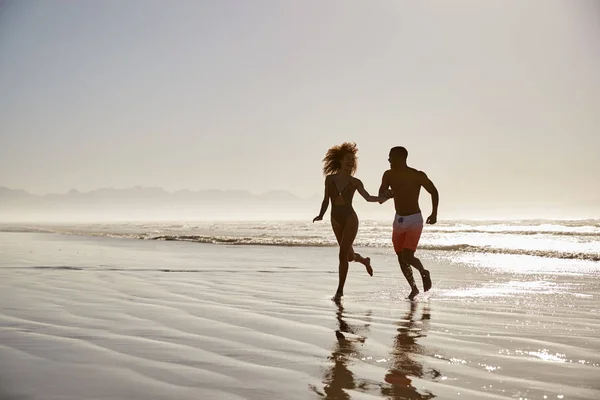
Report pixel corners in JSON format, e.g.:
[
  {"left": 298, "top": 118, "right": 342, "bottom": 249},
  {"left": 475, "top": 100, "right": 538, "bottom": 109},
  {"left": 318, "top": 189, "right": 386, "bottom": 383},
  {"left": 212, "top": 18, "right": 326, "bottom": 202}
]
[
  {"left": 311, "top": 299, "right": 373, "bottom": 399},
  {"left": 381, "top": 301, "right": 440, "bottom": 399}
]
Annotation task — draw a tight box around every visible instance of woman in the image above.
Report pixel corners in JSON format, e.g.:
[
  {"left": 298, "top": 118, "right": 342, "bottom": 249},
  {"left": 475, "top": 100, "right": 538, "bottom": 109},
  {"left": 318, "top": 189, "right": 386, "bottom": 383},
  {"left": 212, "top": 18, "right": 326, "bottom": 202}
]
[{"left": 313, "top": 142, "right": 389, "bottom": 301}]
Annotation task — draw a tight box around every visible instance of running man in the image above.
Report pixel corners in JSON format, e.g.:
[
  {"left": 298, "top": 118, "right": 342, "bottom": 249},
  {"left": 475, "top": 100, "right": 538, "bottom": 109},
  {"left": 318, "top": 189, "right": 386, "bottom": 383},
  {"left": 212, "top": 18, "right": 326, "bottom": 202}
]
[{"left": 379, "top": 146, "right": 439, "bottom": 300}]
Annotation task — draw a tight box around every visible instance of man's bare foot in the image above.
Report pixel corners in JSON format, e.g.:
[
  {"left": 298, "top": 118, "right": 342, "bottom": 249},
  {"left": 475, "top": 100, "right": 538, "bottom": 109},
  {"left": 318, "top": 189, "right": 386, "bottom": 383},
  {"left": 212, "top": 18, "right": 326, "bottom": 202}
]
[
  {"left": 407, "top": 287, "right": 419, "bottom": 300},
  {"left": 364, "top": 257, "right": 373, "bottom": 276},
  {"left": 422, "top": 270, "right": 432, "bottom": 292},
  {"left": 332, "top": 292, "right": 343, "bottom": 302}
]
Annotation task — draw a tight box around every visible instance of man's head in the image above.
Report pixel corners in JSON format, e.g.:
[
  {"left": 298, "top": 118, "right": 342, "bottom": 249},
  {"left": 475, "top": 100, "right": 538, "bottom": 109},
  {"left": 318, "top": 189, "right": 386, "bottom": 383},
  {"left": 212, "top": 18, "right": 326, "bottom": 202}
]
[{"left": 388, "top": 146, "right": 408, "bottom": 168}]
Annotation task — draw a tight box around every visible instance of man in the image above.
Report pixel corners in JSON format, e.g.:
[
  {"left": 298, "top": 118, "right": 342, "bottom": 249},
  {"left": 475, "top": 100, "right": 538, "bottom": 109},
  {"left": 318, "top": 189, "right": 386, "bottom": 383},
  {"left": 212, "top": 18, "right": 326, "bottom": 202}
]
[{"left": 379, "top": 146, "right": 439, "bottom": 300}]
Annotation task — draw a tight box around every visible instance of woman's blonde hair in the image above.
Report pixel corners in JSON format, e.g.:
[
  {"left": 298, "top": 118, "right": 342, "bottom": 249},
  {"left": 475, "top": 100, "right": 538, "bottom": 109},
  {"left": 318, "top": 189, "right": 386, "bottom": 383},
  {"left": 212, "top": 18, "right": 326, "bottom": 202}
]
[{"left": 322, "top": 142, "right": 358, "bottom": 176}]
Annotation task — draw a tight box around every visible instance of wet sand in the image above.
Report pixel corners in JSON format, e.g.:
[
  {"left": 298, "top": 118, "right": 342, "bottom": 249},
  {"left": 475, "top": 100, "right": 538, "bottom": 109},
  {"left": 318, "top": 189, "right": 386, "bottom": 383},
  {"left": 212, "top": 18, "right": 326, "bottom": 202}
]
[{"left": 1, "top": 232, "right": 598, "bottom": 399}]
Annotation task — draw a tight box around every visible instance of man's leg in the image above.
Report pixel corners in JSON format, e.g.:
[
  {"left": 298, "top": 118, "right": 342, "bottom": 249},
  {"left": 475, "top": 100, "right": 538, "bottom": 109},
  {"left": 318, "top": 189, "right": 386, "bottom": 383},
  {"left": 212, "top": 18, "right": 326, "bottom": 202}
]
[
  {"left": 401, "top": 217, "right": 431, "bottom": 292},
  {"left": 393, "top": 216, "right": 421, "bottom": 299},
  {"left": 396, "top": 251, "right": 419, "bottom": 300},
  {"left": 401, "top": 248, "right": 431, "bottom": 292}
]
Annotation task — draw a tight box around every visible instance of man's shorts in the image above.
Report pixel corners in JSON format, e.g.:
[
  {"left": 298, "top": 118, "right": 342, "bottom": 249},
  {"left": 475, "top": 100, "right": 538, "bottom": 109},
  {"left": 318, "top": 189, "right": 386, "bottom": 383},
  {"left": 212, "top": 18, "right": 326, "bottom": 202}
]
[{"left": 392, "top": 213, "right": 423, "bottom": 252}]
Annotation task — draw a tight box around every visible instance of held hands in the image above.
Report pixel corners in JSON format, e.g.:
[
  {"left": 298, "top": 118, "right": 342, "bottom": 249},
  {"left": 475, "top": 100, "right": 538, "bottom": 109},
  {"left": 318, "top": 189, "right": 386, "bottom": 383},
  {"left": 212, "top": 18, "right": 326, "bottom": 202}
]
[
  {"left": 378, "top": 189, "right": 394, "bottom": 204},
  {"left": 426, "top": 213, "right": 437, "bottom": 225},
  {"left": 313, "top": 215, "right": 323, "bottom": 223}
]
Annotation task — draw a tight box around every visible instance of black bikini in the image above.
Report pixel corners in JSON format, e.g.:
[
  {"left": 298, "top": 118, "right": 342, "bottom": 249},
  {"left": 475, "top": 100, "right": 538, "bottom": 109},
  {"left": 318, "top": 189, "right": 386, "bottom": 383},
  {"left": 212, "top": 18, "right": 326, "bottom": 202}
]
[{"left": 330, "top": 180, "right": 356, "bottom": 229}]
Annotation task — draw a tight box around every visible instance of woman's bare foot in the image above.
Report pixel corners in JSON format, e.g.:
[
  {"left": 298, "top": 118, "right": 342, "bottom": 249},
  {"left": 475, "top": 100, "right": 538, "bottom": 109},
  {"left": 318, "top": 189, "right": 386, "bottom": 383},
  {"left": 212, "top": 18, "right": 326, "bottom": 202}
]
[
  {"left": 407, "top": 287, "right": 419, "bottom": 300},
  {"left": 364, "top": 257, "right": 373, "bottom": 276}
]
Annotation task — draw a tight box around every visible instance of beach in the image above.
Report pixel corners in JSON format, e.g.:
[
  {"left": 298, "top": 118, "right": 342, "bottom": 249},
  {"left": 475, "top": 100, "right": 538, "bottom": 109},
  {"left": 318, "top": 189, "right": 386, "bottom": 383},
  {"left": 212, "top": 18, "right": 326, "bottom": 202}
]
[
  {"left": 1, "top": 223, "right": 599, "bottom": 400},
  {"left": 3, "top": 1, "right": 599, "bottom": 398}
]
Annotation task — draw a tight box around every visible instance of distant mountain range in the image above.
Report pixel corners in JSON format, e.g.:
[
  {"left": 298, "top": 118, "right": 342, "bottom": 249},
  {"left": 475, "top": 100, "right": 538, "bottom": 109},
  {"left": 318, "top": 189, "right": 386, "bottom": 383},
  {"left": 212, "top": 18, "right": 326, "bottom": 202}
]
[
  {"left": 0, "top": 186, "right": 322, "bottom": 221},
  {"left": 0, "top": 186, "right": 314, "bottom": 203}
]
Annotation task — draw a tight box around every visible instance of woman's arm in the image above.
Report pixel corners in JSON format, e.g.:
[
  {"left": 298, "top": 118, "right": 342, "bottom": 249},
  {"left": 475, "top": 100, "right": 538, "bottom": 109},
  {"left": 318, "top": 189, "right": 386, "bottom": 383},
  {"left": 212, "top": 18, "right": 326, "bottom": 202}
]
[
  {"left": 355, "top": 178, "right": 389, "bottom": 203},
  {"left": 313, "top": 176, "right": 330, "bottom": 222}
]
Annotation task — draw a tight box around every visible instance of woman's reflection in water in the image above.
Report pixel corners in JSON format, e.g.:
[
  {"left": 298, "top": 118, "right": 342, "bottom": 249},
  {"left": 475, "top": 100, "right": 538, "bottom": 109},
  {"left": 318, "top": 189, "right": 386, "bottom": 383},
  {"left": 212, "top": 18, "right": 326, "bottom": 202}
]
[
  {"left": 313, "top": 300, "right": 372, "bottom": 399},
  {"left": 382, "top": 301, "right": 440, "bottom": 399}
]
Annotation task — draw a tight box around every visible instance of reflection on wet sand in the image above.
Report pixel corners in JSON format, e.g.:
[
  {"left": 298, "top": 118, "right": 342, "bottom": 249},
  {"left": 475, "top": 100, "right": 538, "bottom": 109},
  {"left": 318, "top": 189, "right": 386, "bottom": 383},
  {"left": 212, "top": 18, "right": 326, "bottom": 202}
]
[
  {"left": 313, "top": 300, "right": 372, "bottom": 399},
  {"left": 313, "top": 300, "right": 439, "bottom": 399},
  {"left": 382, "top": 301, "right": 440, "bottom": 399}
]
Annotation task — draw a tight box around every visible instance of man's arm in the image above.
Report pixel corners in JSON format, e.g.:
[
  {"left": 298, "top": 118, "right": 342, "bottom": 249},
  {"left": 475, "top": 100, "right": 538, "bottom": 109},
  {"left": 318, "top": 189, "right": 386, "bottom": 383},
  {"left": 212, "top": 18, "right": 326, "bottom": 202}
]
[
  {"left": 378, "top": 170, "right": 391, "bottom": 204},
  {"left": 420, "top": 172, "right": 438, "bottom": 224}
]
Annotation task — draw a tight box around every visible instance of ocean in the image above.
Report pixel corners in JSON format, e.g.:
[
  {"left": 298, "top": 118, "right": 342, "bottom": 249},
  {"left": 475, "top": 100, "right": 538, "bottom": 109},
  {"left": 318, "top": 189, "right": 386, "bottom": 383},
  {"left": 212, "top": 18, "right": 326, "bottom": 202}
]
[{"left": 4, "top": 218, "right": 598, "bottom": 262}]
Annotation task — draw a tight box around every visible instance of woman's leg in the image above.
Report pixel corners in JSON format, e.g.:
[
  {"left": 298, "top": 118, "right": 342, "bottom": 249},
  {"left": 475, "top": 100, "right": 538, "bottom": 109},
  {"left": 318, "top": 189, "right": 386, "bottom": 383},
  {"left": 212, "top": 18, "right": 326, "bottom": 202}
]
[
  {"left": 334, "top": 213, "right": 359, "bottom": 299},
  {"left": 347, "top": 215, "right": 373, "bottom": 276},
  {"left": 331, "top": 218, "right": 355, "bottom": 261},
  {"left": 332, "top": 216, "right": 372, "bottom": 276}
]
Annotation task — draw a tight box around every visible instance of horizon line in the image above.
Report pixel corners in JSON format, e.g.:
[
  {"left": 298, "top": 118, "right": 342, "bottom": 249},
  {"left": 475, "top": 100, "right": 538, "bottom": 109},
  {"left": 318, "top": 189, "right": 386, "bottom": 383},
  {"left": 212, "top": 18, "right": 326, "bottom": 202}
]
[{"left": 0, "top": 185, "right": 319, "bottom": 198}]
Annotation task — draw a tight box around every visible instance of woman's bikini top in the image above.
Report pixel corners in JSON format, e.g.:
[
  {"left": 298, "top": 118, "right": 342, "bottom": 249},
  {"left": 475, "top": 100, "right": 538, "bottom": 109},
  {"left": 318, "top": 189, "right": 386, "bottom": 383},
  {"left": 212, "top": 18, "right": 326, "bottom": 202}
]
[{"left": 329, "top": 178, "right": 354, "bottom": 207}]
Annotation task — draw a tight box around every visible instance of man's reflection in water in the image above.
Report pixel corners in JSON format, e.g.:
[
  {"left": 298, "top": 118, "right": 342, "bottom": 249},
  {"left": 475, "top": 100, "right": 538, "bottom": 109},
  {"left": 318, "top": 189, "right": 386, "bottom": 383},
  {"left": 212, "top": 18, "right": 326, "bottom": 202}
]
[
  {"left": 382, "top": 301, "right": 440, "bottom": 399},
  {"left": 314, "top": 300, "right": 372, "bottom": 399}
]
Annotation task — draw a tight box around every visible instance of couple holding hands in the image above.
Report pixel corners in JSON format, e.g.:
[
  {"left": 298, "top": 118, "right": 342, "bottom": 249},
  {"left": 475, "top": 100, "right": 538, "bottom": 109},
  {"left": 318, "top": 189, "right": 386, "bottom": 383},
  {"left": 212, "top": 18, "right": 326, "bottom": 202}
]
[{"left": 313, "top": 143, "right": 439, "bottom": 301}]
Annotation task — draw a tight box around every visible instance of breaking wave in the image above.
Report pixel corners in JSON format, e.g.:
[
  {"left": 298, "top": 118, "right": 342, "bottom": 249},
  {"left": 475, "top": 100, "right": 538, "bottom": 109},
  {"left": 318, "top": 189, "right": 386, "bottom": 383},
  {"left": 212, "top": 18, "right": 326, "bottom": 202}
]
[{"left": 148, "top": 235, "right": 599, "bottom": 261}]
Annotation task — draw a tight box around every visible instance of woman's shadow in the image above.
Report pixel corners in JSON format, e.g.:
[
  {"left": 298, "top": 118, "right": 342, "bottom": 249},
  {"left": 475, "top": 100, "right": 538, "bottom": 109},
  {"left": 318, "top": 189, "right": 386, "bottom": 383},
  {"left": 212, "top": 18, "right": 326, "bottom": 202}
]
[
  {"left": 311, "top": 299, "right": 373, "bottom": 399},
  {"left": 381, "top": 301, "right": 440, "bottom": 399}
]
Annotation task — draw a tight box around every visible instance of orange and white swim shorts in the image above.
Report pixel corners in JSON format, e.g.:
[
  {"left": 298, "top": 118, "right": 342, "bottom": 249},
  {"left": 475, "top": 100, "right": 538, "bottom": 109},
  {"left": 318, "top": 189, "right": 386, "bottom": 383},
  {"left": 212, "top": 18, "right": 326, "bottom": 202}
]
[{"left": 392, "top": 213, "right": 423, "bottom": 252}]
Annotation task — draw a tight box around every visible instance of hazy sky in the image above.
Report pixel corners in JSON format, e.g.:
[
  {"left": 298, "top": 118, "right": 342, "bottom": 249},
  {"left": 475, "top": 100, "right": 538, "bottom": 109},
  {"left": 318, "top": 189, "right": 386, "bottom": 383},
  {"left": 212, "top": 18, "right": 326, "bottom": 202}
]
[{"left": 1, "top": 1, "right": 599, "bottom": 213}]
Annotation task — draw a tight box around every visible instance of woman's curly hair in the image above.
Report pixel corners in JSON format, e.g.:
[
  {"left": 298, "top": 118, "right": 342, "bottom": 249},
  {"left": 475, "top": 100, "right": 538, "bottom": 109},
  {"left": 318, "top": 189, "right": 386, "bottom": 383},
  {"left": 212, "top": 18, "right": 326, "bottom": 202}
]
[{"left": 322, "top": 142, "right": 358, "bottom": 176}]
